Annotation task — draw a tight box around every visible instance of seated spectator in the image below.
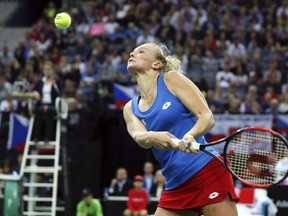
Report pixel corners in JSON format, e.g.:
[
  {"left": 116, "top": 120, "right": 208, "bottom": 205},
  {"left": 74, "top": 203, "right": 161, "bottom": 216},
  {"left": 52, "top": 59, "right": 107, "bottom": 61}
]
[
  {"left": 0, "top": 93, "right": 18, "bottom": 112},
  {"left": 136, "top": 25, "right": 155, "bottom": 45},
  {"left": 252, "top": 189, "right": 278, "bottom": 216},
  {"left": 261, "top": 91, "right": 273, "bottom": 111},
  {"left": 240, "top": 93, "right": 254, "bottom": 113},
  {"left": 206, "top": 89, "right": 223, "bottom": 113},
  {"left": 109, "top": 167, "right": 133, "bottom": 196},
  {"left": 279, "top": 93, "right": 288, "bottom": 113},
  {"left": 80, "top": 65, "right": 98, "bottom": 101},
  {"left": 100, "top": 67, "right": 113, "bottom": 81},
  {"left": 201, "top": 50, "right": 219, "bottom": 88},
  {"left": 239, "top": 85, "right": 261, "bottom": 113},
  {"left": 282, "top": 76, "right": 288, "bottom": 94},
  {"left": 228, "top": 97, "right": 241, "bottom": 114},
  {"left": 265, "top": 98, "right": 280, "bottom": 114},
  {"left": 261, "top": 86, "right": 279, "bottom": 111},
  {"left": 201, "top": 29, "right": 217, "bottom": 54},
  {"left": 0, "top": 73, "right": 12, "bottom": 101},
  {"left": 246, "top": 48, "right": 266, "bottom": 76},
  {"left": 2, "top": 159, "right": 12, "bottom": 174},
  {"left": 12, "top": 154, "right": 23, "bottom": 175},
  {"left": 250, "top": 101, "right": 263, "bottom": 114},
  {"left": 150, "top": 169, "right": 165, "bottom": 198},
  {"left": 247, "top": 68, "right": 264, "bottom": 92},
  {"left": 0, "top": 46, "right": 13, "bottom": 66},
  {"left": 219, "top": 53, "right": 235, "bottom": 71},
  {"left": 123, "top": 175, "right": 148, "bottom": 216},
  {"left": 263, "top": 63, "right": 282, "bottom": 93},
  {"left": 63, "top": 79, "right": 77, "bottom": 98},
  {"left": 276, "top": 0, "right": 288, "bottom": 18},
  {"left": 275, "top": 149, "right": 288, "bottom": 186},
  {"left": 76, "top": 188, "right": 103, "bottom": 216},
  {"left": 215, "top": 63, "right": 235, "bottom": 99},
  {"left": 174, "top": 45, "right": 188, "bottom": 74},
  {"left": 104, "top": 14, "right": 120, "bottom": 35},
  {"left": 73, "top": 38, "right": 90, "bottom": 61},
  {"left": 227, "top": 34, "right": 247, "bottom": 63},
  {"left": 35, "top": 32, "right": 51, "bottom": 53},
  {"left": 142, "top": 162, "right": 154, "bottom": 194},
  {"left": 233, "top": 63, "right": 248, "bottom": 100},
  {"left": 215, "top": 31, "right": 231, "bottom": 58}
]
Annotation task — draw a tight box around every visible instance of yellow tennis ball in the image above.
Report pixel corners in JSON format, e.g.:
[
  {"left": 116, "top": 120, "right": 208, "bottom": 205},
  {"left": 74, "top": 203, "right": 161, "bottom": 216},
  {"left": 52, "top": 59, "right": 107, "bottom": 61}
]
[{"left": 54, "top": 12, "right": 71, "bottom": 29}]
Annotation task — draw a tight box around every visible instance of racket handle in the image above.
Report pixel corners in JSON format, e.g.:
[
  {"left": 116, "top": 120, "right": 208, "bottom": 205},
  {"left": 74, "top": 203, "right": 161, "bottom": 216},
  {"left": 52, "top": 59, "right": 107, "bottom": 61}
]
[{"left": 171, "top": 138, "right": 200, "bottom": 154}]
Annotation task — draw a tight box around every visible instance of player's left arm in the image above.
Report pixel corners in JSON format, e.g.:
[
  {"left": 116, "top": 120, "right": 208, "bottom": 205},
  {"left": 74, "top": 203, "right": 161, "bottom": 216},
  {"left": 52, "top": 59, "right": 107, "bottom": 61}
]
[{"left": 164, "top": 71, "right": 215, "bottom": 139}]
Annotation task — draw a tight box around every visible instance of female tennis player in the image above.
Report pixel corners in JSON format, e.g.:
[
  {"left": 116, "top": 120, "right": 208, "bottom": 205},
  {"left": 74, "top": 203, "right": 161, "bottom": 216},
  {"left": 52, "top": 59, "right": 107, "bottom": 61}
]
[{"left": 123, "top": 42, "right": 239, "bottom": 216}]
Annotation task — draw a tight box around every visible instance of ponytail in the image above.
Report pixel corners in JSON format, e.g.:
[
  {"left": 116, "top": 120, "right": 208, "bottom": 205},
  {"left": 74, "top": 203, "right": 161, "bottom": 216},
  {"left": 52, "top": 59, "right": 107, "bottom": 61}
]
[
  {"left": 164, "top": 55, "right": 182, "bottom": 73},
  {"left": 153, "top": 42, "right": 183, "bottom": 73}
]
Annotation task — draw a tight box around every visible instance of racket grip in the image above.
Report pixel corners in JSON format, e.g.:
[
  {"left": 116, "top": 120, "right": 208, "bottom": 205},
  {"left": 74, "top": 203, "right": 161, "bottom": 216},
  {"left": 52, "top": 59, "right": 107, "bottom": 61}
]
[{"left": 171, "top": 138, "right": 200, "bottom": 154}]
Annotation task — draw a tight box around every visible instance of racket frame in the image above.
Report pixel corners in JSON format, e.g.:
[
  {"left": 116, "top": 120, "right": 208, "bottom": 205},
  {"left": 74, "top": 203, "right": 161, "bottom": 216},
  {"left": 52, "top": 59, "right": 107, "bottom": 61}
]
[{"left": 201, "top": 126, "right": 288, "bottom": 188}]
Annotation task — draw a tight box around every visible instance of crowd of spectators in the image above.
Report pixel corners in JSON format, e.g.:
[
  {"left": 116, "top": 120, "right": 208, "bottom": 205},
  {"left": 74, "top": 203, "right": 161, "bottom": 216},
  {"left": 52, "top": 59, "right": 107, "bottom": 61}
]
[
  {"left": 106, "top": 163, "right": 165, "bottom": 215},
  {"left": 0, "top": 0, "right": 288, "bottom": 118}
]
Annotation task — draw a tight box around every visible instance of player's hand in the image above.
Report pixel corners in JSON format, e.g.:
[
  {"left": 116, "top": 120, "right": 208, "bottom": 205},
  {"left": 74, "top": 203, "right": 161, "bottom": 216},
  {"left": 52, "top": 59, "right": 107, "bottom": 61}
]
[
  {"left": 180, "top": 134, "right": 199, "bottom": 154},
  {"left": 147, "top": 131, "right": 178, "bottom": 150}
]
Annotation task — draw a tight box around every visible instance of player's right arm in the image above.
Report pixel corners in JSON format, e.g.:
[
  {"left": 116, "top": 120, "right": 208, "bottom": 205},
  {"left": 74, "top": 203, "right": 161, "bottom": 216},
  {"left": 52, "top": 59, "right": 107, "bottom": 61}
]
[{"left": 123, "top": 101, "right": 178, "bottom": 150}]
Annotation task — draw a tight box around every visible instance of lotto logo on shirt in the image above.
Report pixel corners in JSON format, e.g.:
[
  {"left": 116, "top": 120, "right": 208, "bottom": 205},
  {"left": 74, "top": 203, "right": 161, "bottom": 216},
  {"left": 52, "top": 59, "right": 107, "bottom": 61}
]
[{"left": 162, "top": 102, "right": 172, "bottom": 110}]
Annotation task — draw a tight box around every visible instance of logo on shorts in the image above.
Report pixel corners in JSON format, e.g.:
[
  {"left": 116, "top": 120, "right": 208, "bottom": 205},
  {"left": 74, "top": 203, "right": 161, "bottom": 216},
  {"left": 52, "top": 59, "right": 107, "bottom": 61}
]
[{"left": 208, "top": 192, "right": 219, "bottom": 199}]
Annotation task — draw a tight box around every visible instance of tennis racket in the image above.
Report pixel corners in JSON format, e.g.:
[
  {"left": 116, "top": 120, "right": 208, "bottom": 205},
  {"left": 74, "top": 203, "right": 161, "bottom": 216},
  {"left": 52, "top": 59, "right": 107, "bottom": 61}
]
[{"left": 172, "top": 126, "right": 288, "bottom": 188}]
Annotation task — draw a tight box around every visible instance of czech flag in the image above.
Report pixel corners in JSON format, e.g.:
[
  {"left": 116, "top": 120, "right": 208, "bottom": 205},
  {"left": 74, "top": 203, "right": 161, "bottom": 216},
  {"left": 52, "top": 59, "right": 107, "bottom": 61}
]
[
  {"left": 113, "top": 83, "right": 139, "bottom": 110},
  {"left": 7, "top": 113, "right": 29, "bottom": 151}
]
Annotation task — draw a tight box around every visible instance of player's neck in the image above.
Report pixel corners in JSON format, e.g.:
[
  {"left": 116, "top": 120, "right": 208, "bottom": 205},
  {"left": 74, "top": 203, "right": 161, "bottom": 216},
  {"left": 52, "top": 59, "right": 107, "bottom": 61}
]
[{"left": 137, "top": 73, "right": 159, "bottom": 101}]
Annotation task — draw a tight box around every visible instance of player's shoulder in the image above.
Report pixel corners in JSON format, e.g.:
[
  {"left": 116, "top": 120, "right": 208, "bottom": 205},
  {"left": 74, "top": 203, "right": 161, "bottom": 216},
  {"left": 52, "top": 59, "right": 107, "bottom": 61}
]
[
  {"left": 164, "top": 70, "right": 183, "bottom": 79},
  {"left": 123, "top": 100, "right": 133, "bottom": 117},
  {"left": 163, "top": 70, "right": 188, "bottom": 83},
  {"left": 123, "top": 100, "right": 132, "bottom": 111},
  {"left": 163, "top": 70, "right": 191, "bottom": 91}
]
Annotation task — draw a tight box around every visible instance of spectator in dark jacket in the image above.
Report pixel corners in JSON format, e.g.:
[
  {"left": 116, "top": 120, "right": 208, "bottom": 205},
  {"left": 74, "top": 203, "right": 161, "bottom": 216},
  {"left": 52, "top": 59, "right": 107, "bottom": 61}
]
[{"left": 108, "top": 167, "right": 133, "bottom": 196}]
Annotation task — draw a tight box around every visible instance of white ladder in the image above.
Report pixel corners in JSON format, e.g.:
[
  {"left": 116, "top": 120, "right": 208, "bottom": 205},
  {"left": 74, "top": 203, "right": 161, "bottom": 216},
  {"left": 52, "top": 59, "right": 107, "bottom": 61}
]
[{"left": 19, "top": 97, "right": 68, "bottom": 216}]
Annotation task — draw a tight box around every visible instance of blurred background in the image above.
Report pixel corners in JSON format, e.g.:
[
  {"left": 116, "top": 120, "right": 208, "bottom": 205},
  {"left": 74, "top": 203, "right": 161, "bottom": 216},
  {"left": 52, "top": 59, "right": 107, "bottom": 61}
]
[{"left": 0, "top": 0, "right": 287, "bottom": 215}]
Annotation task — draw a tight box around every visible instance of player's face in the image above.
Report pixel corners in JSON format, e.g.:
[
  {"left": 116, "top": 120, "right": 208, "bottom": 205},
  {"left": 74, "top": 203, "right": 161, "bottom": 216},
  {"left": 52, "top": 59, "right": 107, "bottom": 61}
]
[{"left": 127, "top": 44, "right": 157, "bottom": 74}]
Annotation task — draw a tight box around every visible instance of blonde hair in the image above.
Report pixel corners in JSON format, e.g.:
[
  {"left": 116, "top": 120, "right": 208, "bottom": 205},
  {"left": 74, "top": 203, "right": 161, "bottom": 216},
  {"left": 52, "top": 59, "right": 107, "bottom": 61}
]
[{"left": 152, "top": 42, "right": 183, "bottom": 73}]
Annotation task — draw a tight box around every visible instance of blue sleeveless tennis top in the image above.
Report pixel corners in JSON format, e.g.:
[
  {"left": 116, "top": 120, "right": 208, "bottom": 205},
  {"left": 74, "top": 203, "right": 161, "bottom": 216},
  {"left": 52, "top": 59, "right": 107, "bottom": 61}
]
[{"left": 131, "top": 73, "right": 219, "bottom": 190}]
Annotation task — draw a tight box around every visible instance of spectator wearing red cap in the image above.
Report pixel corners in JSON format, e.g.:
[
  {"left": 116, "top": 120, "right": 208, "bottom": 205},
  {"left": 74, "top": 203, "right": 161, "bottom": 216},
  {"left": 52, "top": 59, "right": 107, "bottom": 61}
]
[{"left": 123, "top": 175, "right": 148, "bottom": 216}]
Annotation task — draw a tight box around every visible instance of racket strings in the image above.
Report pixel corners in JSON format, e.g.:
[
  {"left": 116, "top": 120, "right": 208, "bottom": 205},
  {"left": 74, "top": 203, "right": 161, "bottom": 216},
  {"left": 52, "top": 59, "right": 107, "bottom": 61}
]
[{"left": 225, "top": 130, "right": 288, "bottom": 185}]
